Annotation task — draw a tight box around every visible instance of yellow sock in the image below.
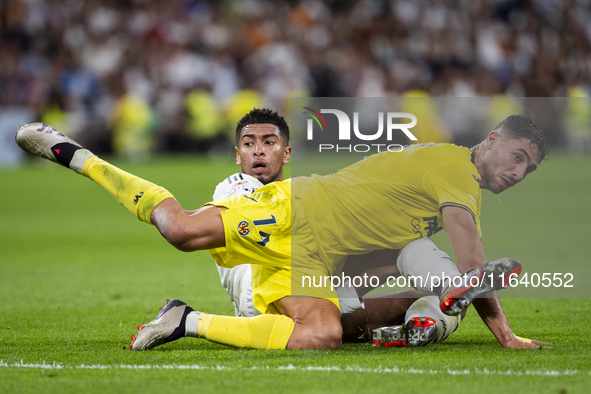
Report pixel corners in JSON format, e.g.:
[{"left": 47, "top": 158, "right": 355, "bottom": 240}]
[
  {"left": 81, "top": 157, "right": 174, "bottom": 224},
  {"left": 197, "top": 313, "right": 294, "bottom": 349}
]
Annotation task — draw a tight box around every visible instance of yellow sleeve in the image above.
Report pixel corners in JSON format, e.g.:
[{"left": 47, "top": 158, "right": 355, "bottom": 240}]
[{"left": 423, "top": 160, "right": 482, "bottom": 237}]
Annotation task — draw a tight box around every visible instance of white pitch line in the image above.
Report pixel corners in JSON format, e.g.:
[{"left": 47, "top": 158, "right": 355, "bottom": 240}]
[{"left": 0, "top": 360, "right": 586, "bottom": 376}]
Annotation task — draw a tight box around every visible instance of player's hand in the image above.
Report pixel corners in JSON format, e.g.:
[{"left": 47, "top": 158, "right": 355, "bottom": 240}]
[{"left": 502, "top": 335, "right": 552, "bottom": 349}]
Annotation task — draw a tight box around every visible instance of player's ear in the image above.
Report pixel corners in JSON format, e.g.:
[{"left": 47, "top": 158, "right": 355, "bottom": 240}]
[
  {"left": 485, "top": 131, "right": 500, "bottom": 149},
  {"left": 235, "top": 146, "right": 241, "bottom": 165},
  {"left": 283, "top": 146, "right": 291, "bottom": 164}
]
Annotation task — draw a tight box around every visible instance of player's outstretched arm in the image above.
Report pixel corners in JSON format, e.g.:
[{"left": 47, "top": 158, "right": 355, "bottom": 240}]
[
  {"left": 472, "top": 297, "right": 551, "bottom": 349},
  {"left": 150, "top": 198, "right": 226, "bottom": 251},
  {"left": 442, "top": 206, "right": 548, "bottom": 349}
]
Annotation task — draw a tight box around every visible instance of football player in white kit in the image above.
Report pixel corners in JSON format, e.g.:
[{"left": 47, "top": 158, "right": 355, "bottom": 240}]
[{"left": 190, "top": 109, "right": 461, "bottom": 347}]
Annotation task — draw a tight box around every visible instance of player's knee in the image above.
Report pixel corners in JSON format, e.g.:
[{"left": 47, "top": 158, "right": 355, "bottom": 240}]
[
  {"left": 279, "top": 297, "right": 343, "bottom": 350},
  {"left": 306, "top": 319, "right": 343, "bottom": 350},
  {"left": 321, "top": 321, "right": 343, "bottom": 350}
]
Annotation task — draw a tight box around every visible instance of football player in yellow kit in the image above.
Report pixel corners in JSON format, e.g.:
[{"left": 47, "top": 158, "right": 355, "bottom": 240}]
[
  {"left": 194, "top": 109, "right": 436, "bottom": 348},
  {"left": 16, "top": 112, "right": 549, "bottom": 350}
]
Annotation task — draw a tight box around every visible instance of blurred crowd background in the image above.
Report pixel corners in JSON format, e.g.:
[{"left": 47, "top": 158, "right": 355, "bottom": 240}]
[{"left": 1, "top": 0, "right": 591, "bottom": 163}]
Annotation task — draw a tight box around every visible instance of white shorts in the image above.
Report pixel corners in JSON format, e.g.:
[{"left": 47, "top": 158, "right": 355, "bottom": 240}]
[{"left": 217, "top": 264, "right": 259, "bottom": 317}]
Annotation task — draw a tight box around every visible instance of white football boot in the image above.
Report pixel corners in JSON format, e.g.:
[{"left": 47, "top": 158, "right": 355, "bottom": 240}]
[
  {"left": 440, "top": 258, "right": 522, "bottom": 316},
  {"left": 129, "top": 299, "right": 196, "bottom": 351},
  {"left": 372, "top": 317, "right": 438, "bottom": 347},
  {"left": 15, "top": 123, "right": 94, "bottom": 173}
]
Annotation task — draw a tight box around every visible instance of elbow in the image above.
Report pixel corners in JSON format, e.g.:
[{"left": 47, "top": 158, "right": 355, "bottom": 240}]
[
  {"left": 153, "top": 213, "right": 194, "bottom": 251},
  {"left": 158, "top": 215, "right": 219, "bottom": 252},
  {"left": 175, "top": 241, "right": 196, "bottom": 253},
  {"left": 152, "top": 206, "right": 223, "bottom": 252},
  {"left": 163, "top": 225, "right": 196, "bottom": 252}
]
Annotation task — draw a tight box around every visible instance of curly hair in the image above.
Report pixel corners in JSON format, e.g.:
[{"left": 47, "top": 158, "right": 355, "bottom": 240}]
[{"left": 235, "top": 108, "right": 290, "bottom": 145}]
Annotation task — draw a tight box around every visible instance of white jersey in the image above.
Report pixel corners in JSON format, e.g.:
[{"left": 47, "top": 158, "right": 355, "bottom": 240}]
[{"left": 213, "top": 173, "right": 264, "bottom": 200}]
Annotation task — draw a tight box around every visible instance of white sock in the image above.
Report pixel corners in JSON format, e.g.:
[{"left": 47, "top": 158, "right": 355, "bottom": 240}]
[
  {"left": 405, "top": 295, "right": 461, "bottom": 343},
  {"left": 69, "top": 149, "right": 96, "bottom": 174},
  {"left": 185, "top": 311, "right": 201, "bottom": 337},
  {"left": 396, "top": 238, "right": 460, "bottom": 295}
]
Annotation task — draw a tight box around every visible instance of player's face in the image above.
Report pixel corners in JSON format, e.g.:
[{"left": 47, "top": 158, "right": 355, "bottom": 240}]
[
  {"left": 236, "top": 123, "right": 291, "bottom": 185},
  {"left": 479, "top": 131, "right": 540, "bottom": 194}
]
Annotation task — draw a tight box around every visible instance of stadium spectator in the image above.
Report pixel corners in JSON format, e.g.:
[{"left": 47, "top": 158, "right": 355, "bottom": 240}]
[{"left": 2, "top": 0, "right": 590, "bottom": 153}]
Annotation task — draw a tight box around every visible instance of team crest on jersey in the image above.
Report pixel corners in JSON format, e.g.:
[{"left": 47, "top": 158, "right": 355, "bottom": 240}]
[{"left": 237, "top": 221, "right": 250, "bottom": 236}]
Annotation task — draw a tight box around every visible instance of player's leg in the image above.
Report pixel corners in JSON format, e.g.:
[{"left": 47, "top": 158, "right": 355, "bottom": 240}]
[
  {"left": 363, "top": 238, "right": 507, "bottom": 347},
  {"left": 15, "top": 123, "right": 226, "bottom": 251},
  {"left": 340, "top": 290, "right": 423, "bottom": 342},
  {"left": 208, "top": 268, "right": 341, "bottom": 350},
  {"left": 336, "top": 246, "right": 437, "bottom": 346},
  {"left": 439, "top": 257, "right": 521, "bottom": 316},
  {"left": 403, "top": 295, "right": 462, "bottom": 343},
  {"left": 395, "top": 237, "right": 461, "bottom": 295},
  {"left": 132, "top": 243, "right": 337, "bottom": 350},
  {"left": 16, "top": 123, "right": 171, "bottom": 224},
  {"left": 340, "top": 249, "right": 400, "bottom": 297},
  {"left": 130, "top": 296, "right": 342, "bottom": 351},
  {"left": 391, "top": 239, "right": 464, "bottom": 344},
  {"left": 341, "top": 289, "right": 449, "bottom": 347},
  {"left": 216, "top": 264, "right": 259, "bottom": 317},
  {"left": 275, "top": 296, "right": 343, "bottom": 350},
  {"left": 395, "top": 237, "right": 522, "bottom": 316},
  {"left": 341, "top": 239, "right": 464, "bottom": 347},
  {"left": 130, "top": 299, "right": 295, "bottom": 350}
]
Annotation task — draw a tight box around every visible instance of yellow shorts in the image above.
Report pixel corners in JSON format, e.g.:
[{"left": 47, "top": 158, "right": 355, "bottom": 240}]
[{"left": 206, "top": 179, "right": 339, "bottom": 314}]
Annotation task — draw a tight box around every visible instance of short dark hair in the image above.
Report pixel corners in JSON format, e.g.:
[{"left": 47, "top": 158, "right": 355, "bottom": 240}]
[
  {"left": 235, "top": 108, "right": 290, "bottom": 145},
  {"left": 494, "top": 114, "right": 548, "bottom": 161}
]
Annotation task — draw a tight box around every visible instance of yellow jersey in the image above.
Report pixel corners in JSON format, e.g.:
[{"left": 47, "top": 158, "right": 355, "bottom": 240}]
[
  {"left": 208, "top": 143, "right": 482, "bottom": 313},
  {"left": 292, "top": 143, "right": 482, "bottom": 262}
]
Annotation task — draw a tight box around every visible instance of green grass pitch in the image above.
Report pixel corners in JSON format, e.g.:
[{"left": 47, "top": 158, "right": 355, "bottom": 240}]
[{"left": 1, "top": 152, "right": 591, "bottom": 393}]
